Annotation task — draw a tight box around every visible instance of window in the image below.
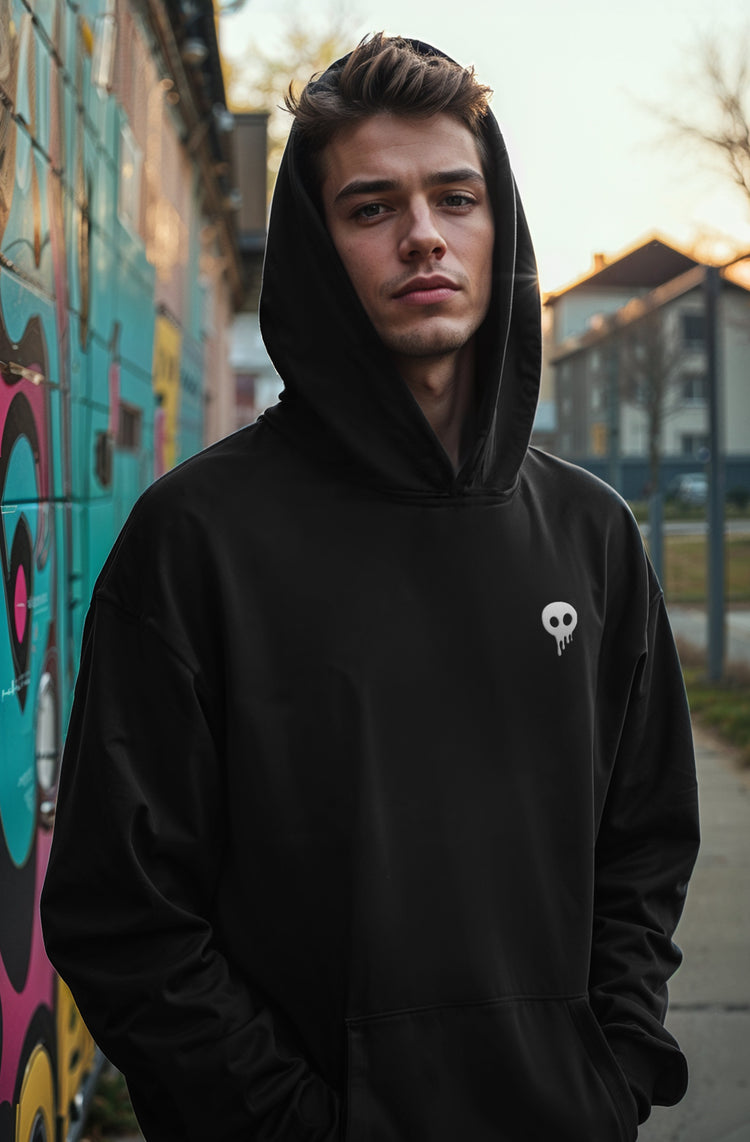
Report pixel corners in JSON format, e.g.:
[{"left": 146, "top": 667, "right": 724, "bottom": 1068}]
[
  {"left": 590, "top": 423, "right": 607, "bottom": 456},
  {"left": 630, "top": 379, "right": 647, "bottom": 405},
  {"left": 117, "top": 402, "right": 143, "bottom": 451},
  {"left": 682, "top": 374, "right": 706, "bottom": 404},
  {"left": 681, "top": 312, "right": 706, "bottom": 350},
  {"left": 681, "top": 433, "right": 709, "bottom": 457},
  {"left": 119, "top": 123, "right": 143, "bottom": 232}
]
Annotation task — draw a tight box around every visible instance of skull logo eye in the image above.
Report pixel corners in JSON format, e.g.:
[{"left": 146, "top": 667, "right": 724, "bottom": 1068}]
[{"left": 541, "top": 602, "right": 578, "bottom": 656}]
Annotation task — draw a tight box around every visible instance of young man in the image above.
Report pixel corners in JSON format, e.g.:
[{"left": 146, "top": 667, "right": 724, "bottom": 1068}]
[{"left": 42, "top": 35, "right": 699, "bottom": 1141}]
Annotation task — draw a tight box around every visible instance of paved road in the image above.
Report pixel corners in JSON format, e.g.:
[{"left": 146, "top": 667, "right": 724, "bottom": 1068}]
[
  {"left": 668, "top": 605, "right": 750, "bottom": 668},
  {"left": 638, "top": 724, "right": 750, "bottom": 1142},
  {"left": 640, "top": 519, "right": 750, "bottom": 538}
]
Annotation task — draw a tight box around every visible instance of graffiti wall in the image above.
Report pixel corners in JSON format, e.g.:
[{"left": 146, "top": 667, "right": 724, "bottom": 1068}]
[{"left": 0, "top": 0, "right": 234, "bottom": 1134}]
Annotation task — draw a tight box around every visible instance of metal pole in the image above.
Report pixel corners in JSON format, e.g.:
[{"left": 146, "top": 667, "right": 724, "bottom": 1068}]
[
  {"left": 649, "top": 490, "right": 664, "bottom": 587},
  {"left": 607, "top": 341, "right": 621, "bottom": 492},
  {"left": 704, "top": 266, "right": 725, "bottom": 682}
]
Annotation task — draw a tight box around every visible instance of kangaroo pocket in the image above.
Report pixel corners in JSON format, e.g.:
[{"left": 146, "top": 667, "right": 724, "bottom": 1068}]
[{"left": 344, "top": 996, "right": 638, "bottom": 1142}]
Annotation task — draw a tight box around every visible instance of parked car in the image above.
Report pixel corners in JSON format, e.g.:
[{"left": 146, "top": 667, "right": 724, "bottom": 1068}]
[{"left": 666, "top": 473, "right": 708, "bottom": 506}]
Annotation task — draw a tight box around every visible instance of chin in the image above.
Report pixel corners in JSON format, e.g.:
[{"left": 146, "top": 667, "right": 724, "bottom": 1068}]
[{"left": 381, "top": 324, "right": 475, "bottom": 360}]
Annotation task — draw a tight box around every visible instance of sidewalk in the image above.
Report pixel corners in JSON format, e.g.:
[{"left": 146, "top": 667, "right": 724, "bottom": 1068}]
[{"left": 638, "top": 722, "right": 750, "bottom": 1141}]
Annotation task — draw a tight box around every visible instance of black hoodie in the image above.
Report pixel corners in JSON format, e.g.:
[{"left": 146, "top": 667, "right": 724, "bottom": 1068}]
[{"left": 42, "top": 43, "right": 699, "bottom": 1142}]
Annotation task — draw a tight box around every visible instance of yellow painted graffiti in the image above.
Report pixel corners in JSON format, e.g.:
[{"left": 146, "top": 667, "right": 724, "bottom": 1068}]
[
  {"left": 15, "top": 1044, "right": 54, "bottom": 1142},
  {"left": 152, "top": 312, "right": 182, "bottom": 476}
]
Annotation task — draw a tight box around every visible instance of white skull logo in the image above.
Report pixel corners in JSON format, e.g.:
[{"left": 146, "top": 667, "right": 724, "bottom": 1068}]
[{"left": 541, "top": 601, "right": 578, "bottom": 657}]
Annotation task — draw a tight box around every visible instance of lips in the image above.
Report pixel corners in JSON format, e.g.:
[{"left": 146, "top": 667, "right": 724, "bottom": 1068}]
[{"left": 392, "top": 276, "right": 460, "bottom": 304}]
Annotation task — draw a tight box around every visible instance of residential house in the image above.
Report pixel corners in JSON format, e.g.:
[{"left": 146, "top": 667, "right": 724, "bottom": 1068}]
[{"left": 542, "top": 237, "right": 750, "bottom": 499}]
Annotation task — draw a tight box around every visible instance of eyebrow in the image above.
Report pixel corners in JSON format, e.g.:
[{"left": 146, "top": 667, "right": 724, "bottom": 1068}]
[{"left": 333, "top": 167, "right": 485, "bottom": 204}]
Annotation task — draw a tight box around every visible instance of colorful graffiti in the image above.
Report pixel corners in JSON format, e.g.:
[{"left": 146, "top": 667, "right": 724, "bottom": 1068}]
[
  {"left": 0, "top": 0, "right": 216, "bottom": 1134},
  {"left": 152, "top": 311, "right": 182, "bottom": 478}
]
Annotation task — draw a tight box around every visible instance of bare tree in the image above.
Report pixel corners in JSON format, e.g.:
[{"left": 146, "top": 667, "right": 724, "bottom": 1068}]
[
  {"left": 615, "top": 304, "right": 687, "bottom": 494},
  {"left": 222, "top": 4, "right": 361, "bottom": 193},
  {"left": 658, "top": 32, "right": 750, "bottom": 211}
]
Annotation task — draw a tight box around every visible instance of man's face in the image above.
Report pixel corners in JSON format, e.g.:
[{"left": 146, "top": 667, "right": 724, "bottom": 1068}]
[{"left": 321, "top": 113, "right": 494, "bottom": 366}]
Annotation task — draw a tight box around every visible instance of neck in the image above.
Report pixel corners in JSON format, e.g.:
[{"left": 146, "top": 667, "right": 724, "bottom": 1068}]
[{"left": 394, "top": 342, "right": 476, "bottom": 470}]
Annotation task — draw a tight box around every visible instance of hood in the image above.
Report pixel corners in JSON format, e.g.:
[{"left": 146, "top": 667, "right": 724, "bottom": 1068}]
[{"left": 259, "top": 41, "right": 542, "bottom": 499}]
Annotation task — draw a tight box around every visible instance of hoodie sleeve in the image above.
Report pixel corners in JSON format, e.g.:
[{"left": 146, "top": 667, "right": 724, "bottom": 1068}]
[
  {"left": 41, "top": 595, "right": 339, "bottom": 1142},
  {"left": 589, "top": 585, "right": 699, "bottom": 1124}
]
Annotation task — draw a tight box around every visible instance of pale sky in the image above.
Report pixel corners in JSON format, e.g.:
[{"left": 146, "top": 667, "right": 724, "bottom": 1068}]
[{"left": 219, "top": 0, "right": 750, "bottom": 295}]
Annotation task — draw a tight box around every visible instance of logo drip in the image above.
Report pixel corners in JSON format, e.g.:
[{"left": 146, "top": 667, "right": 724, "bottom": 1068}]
[{"left": 541, "top": 602, "right": 578, "bottom": 656}]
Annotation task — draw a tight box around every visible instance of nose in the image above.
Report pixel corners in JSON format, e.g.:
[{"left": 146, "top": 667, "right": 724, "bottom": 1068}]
[{"left": 398, "top": 200, "right": 446, "bottom": 261}]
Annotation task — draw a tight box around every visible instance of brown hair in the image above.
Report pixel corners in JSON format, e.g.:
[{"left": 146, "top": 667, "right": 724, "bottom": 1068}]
[{"left": 285, "top": 33, "right": 493, "bottom": 177}]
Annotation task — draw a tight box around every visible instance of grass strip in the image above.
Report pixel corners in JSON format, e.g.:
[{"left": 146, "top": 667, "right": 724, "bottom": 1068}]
[
  {"left": 678, "top": 643, "right": 750, "bottom": 768},
  {"left": 660, "top": 534, "right": 750, "bottom": 605}
]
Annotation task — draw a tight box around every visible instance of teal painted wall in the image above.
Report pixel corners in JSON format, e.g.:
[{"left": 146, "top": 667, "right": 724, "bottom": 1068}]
[{"left": 0, "top": 0, "right": 220, "bottom": 1128}]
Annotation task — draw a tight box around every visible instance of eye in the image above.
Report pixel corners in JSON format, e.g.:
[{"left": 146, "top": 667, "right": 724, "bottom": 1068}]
[
  {"left": 442, "top": 192, "right": 476, "bottom": 208},
  {"left": 353, "top": 202, "right": 389, "bottom": 220}
]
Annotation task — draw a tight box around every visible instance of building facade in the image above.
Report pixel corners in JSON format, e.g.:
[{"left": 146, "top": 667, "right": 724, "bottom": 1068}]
[
  {"left": 228, "top": 111, "right": 280, "bottom": 430},
  {"left": 0, "top": 0, "right": 243, "bottom": 1135},
  {"left": 544, "top": 239, "right": 750, "bottom": 499}
]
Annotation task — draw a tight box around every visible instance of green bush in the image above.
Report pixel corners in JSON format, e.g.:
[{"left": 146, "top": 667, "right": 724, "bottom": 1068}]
[{"left": 82, "top": 1066, "right": 140, "bottom": 1140}]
